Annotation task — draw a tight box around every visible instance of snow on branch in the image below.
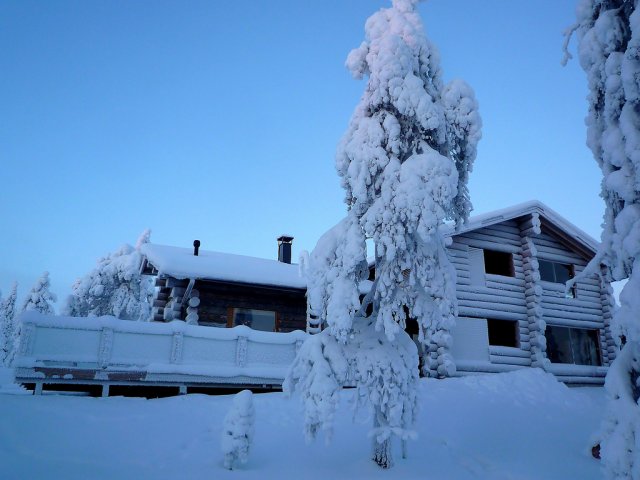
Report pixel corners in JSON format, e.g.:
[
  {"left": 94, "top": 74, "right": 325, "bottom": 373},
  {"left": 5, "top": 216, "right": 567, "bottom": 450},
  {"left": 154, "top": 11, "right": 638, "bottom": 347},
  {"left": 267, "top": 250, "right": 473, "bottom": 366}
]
[{"left": 221, "top": 390, "right": 255, "bottom": 470}]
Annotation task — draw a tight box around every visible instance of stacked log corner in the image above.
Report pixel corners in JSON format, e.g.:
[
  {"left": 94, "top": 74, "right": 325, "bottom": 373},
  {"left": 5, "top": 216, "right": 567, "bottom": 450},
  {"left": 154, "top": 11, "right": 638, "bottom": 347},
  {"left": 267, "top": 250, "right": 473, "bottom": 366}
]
[{"left": 519, "top": 213, "right": 548, "bottom": 369}]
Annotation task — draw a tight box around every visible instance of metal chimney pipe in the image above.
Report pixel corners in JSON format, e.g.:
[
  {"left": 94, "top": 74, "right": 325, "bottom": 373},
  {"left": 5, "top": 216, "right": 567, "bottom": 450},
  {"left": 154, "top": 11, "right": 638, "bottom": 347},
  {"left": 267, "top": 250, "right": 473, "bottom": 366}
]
[
  {"left": 193, "top": 239, "right": 200, "bottom": 256},
  {"left": 277, "top": 235, "right": 294, "bottom": 264}
]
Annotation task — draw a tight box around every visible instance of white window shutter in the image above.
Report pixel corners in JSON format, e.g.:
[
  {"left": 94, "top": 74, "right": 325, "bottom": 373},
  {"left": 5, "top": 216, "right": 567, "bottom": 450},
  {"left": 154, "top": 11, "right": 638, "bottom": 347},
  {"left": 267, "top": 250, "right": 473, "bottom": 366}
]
[
  {"left": 468, "top": 247, "right": 486, "bottom": 286},
  {"left": 451, "top": 317, "right": 490, "bottom": 362}
]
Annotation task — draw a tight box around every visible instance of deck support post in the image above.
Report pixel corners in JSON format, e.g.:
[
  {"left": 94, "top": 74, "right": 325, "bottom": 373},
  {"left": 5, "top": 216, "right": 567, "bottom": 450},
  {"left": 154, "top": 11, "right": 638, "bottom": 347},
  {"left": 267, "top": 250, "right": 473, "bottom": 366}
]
[
  {"left": 34, "top": 382, "right": 43, "bottom": 395},
  {"left": 101, "top": 384, "right": 110, "bottom": 397}
]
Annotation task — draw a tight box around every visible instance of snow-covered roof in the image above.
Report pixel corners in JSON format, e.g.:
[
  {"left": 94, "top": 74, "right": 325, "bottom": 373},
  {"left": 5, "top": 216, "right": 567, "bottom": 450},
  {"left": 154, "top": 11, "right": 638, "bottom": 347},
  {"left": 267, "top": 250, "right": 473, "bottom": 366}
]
[
  {"left": 142, "top": 201, "right": 598, "bottom": 289},
  {"left": 444, "top": 200, "right": 599, "bottom": 255},
  {"left": 140, "top": 244, "right": 306, "bottom": 289}
]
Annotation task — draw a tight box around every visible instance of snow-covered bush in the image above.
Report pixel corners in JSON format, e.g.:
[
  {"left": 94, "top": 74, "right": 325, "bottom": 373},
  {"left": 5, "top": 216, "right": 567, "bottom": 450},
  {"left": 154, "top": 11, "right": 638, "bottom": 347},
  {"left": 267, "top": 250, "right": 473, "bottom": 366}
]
[
  {"left": 65, "top": 230, "right": 154, "bottom": 321},
  {"left": 288, "top": 0, "right": 479, "bottom": 469},
  {"left": 221, "top": 389, "right": 255, "bottom": 470},
  {"left": 0, "top": 282, "right": 18, "bottom": 366},
  {"left": 22, "top": 272, "right": 56, "bottom": 315},
  {"left": 565, "top": 1, "right": 640, "bottom": 478}
]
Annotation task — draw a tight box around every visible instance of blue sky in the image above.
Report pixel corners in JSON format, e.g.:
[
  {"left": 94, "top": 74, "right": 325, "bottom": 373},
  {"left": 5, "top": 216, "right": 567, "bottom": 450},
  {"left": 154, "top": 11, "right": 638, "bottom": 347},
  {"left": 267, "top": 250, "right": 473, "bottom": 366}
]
[{"left": 0, "top": 0, "right": 603, "bottom": 306}]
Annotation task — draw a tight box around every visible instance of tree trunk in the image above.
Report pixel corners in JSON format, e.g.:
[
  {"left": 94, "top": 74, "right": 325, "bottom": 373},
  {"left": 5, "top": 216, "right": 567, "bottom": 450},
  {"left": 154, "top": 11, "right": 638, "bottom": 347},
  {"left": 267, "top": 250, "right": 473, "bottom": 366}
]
[
  {"left": 623, "top": 343, "right": 640, "bottom": 408},
  {"left": 371, "top": 408, "right": 393, "bottom": 469}
]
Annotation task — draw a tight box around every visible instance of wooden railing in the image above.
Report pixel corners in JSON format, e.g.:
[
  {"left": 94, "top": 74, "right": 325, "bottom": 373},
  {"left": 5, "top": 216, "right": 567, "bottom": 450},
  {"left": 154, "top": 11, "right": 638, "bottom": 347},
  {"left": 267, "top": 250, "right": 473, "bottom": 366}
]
[{"left": 13, "top": 311, "right": 307, "bottom": 395}]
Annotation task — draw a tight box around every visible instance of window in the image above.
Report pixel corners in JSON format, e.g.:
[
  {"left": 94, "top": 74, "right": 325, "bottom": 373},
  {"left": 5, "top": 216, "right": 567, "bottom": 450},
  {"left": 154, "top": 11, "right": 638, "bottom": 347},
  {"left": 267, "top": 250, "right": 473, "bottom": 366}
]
[
  {"left": 487, "top": 319, "right": 518, "bottom": 347},
  {"left": 545, "top": 326, "right": 601, "bottom": 366},
  {"left": 231, "top": 308, "right": 276, "bottom": 332},
  {"left": 483, "top": 250, "right": 514, "bottom": 277},
  {"left": 538, "top": 259, "right": 576, "bottom": 297},
  {"left": 539, "top": 260, "right": 573, "bottom": 283}
]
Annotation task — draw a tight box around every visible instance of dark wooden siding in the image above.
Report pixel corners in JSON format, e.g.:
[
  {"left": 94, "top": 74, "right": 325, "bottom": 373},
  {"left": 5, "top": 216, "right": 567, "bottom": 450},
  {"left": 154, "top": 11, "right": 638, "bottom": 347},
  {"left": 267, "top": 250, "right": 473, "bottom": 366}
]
[{"left": 191, "top": 280, "right": 307, "bottom": 333}]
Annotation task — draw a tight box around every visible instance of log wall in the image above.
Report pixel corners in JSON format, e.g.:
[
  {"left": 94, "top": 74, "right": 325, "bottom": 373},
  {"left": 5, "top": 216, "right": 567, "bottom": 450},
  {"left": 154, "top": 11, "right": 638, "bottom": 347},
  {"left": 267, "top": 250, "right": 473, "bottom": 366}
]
[
  {"left": 451, "top": 220, "right": 533, "bottom": 376},
  {"left": 533, "top": 227, "right": 613, "bottom": 368},
  {"left": 191, "top": 280, "right": 307, "bottom": 333},
  {"left": 448, "top": 215, "right": 616, "bottom": 384}
]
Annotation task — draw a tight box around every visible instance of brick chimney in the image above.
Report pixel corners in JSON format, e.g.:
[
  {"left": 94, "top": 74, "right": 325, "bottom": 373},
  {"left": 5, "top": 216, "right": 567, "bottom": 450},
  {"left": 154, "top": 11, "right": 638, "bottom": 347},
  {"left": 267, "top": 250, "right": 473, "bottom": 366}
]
[{"left": 277, "top": 235, "right": 294, "bottom": 264}]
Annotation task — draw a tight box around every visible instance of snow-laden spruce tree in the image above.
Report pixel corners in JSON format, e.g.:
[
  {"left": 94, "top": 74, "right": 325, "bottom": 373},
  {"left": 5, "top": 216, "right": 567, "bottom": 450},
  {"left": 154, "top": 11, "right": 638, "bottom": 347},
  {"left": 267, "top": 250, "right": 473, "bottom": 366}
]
[
  {"left": 0, "top": 282, "right": 18, "bottom": 366},
  {"left": 286, "top": 0, "right": 480, "bottom": 469},
  {"left": 65, "top": 230, "right": 153, "bottom": 321},
  {"left": 221, "top": 389, "right": 255, "bottom": 470},
  {"left": 22, "top": 272, "right": 56, "bottom": 315},
  {"left": 565, "top": 1, "right": 640, "bottom": 478}
]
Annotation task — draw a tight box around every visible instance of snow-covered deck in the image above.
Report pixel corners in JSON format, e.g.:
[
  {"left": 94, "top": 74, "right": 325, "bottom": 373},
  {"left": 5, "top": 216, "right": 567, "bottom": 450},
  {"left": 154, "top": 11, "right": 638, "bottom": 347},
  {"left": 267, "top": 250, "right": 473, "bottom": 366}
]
[{"left": 13, "top": 312, "right": 307, "bottom": 395}]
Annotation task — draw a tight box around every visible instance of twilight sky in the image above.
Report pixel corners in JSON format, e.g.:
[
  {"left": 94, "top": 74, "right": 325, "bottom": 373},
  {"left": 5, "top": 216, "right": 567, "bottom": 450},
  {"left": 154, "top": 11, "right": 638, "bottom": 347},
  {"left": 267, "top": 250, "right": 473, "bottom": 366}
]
[{"left": 0, "top": 0, "right": 604, "bottom": 307}]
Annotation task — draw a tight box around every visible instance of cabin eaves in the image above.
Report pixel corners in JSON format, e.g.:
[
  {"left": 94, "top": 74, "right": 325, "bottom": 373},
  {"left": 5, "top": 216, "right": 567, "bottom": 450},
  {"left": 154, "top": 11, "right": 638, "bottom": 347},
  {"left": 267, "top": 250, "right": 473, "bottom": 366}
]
[{"left": 444, "top": 200, "right": 598, "bottom": 259}]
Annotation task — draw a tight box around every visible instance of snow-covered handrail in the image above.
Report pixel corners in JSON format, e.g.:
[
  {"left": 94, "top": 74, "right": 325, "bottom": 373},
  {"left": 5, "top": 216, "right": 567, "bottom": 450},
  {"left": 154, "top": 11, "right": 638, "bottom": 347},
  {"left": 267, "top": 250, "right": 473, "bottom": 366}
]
[{"left": 13, "top": 311, "right": 307, "bottom": 387}]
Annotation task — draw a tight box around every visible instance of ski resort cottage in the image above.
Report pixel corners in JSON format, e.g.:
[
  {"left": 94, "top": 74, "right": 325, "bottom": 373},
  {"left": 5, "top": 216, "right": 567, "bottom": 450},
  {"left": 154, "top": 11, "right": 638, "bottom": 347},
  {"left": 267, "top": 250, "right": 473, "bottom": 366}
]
[
  {"left": 139, "top": 235, "right": 307, "bottom": 333},
  {"left": 441, "top": 201, "right": 615, "bottom": 384},
  {"left": 14, "top": 201, "right": 616, "bottom": 394}
]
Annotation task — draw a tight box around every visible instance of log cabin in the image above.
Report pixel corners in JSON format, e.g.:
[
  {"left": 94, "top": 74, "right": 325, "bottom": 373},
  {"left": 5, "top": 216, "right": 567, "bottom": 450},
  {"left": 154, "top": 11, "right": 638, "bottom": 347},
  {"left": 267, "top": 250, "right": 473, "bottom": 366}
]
[
  {"left": 12, "top": 201, "right": 616, "bottom": 395},
  {"left": 441, "top": 201, "right": 615, "bottom": 385},
  {"left": 140, "top": 235, "right": 307, "bottom": 333},
  {"left": 138, "top": 200, "right": 616, "bottom": 385}
]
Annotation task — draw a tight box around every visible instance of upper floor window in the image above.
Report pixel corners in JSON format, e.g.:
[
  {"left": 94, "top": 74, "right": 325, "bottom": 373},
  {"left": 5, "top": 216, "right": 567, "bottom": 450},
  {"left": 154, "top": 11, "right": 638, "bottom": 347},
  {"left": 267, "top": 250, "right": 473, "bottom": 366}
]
[
  {"left": 539, "top": 260, "right": 573, "bottom": 283},
  {"left": 538, "top": 259, "right": 576, "bottom": 297},
  {"left": 483, "top": 249, "right": 514, "bottom": 277}
]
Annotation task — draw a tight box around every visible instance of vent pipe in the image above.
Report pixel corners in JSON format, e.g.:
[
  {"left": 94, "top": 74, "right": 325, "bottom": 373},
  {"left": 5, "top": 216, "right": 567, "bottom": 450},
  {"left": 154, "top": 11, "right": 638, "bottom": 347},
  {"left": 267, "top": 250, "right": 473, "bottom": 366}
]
[
  {"left": 277, "top": 235, "right": 294, "bottom": 264},
  {"left": 193, "top": 239, "right": 200, "bottom": 256}
]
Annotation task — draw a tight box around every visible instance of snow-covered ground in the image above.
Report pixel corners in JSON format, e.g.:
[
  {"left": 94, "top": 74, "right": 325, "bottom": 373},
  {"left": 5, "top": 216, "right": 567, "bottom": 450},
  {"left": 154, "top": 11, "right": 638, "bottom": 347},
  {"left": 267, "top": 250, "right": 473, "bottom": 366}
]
[{"left": 0, "top": 368, "right": 604, "bottom": 480}]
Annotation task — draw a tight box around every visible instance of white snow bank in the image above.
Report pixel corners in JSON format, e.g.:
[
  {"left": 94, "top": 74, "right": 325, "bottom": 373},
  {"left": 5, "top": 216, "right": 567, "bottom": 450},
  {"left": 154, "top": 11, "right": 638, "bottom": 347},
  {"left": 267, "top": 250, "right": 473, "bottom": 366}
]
[
  {"left": 0, "top": 369, "right": 604, "bottom": 479},
  {"left": 140, "top": 243, "right": 306, "bottom": 289},
  {"left": 0, "top": 367, "right": 28, "bottom": 395}
]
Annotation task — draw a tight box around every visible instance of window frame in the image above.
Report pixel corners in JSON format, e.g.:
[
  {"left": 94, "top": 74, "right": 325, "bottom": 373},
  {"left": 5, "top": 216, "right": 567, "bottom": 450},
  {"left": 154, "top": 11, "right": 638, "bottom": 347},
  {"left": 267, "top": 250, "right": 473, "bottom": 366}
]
[
  {"left": 545, "top": 325, "right": 602, "bottom": 366},
  {"left": 538, "top": 259, "right": 577, "bottom": 298},
  {"left": 226, "top": 307, "right": 280, "bottom": 332},
  {"left": 483, "top": 249, "right": 515, "bottom": 277},
  {"left": 486, "top": 318, "right": 519, "bottom": 348}
]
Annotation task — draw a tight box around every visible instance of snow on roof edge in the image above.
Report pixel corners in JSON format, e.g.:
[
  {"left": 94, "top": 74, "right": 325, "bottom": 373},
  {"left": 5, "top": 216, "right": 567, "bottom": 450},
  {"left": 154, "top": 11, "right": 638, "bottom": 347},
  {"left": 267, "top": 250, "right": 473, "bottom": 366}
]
[
  {"left": 142, "top": 201, "right": 599, "bottom": 287},
  {"left": 140, "top": 244, "right": 307, "bottom": 290},
  {"left": 445, "top": 200, "right": 599, "bottom": 254}
]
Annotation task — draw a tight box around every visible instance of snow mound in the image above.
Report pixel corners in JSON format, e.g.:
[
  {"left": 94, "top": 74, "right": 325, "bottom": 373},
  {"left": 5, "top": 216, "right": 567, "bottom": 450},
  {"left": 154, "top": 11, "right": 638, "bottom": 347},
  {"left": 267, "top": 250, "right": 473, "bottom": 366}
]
[
  {"left": 440, "top": 367, "right": 574, "bottom": 405},
  {"left": 0, "top": 367, "right": 29, "bottom": 395},
  {"left": 0, "top": 369, "right": 604, "bottom": 479}
]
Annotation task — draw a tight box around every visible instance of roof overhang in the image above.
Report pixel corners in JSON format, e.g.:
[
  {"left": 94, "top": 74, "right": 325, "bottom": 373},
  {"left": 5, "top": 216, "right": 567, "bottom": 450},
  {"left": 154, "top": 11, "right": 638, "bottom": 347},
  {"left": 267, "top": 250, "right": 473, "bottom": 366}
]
[{"left": 444, "top": 200, "right": 598, "bottom": 259}]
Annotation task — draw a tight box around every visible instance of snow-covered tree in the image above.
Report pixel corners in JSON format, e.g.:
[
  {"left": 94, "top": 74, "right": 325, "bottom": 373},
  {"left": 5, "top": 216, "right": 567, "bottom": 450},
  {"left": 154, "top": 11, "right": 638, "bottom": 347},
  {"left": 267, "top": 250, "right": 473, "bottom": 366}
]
[
  {"left": 65, "top": 230, "right": 153, "bottom": 321},
  {"left": 221, "top": 389, "right": 255, "bottom": 470},
  {"left": 565, "top": 1, "right": 640, "bottom": 478},
  {"left": 335, "top": 0, "right": 480, "bottom": 375},
  {"left": 22, "top": 272, "right": 56, "bottom": 315},
  {"left": 286, "top": 0, "right": 480, "bottom": 469},
  {"left": 0, "top": 282, "right": 18, "bottom": 365},
  {"left": 286, "top": 319, "right": 419, "bottom": 468}
]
